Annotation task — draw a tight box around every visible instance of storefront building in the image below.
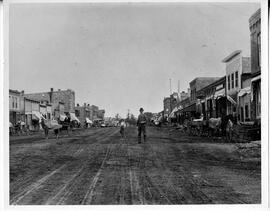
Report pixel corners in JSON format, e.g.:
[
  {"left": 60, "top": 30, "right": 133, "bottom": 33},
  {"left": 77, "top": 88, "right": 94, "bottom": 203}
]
[
  {"left": 9, "top": 89, "right": 23, "bottom": 125},
  {"left": 196, "top": 76, "right": 227, "bottom": 120},
  {"left": 249, "top": 9, "right": 261, "bottom": 121},
  {"left": 222, "top": 50, "right": 251, "bottom": 117}
]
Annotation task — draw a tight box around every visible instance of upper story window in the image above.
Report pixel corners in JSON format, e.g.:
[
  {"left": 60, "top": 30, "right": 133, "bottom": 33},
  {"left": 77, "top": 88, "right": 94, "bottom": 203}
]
[
  {"left": 12, "top": 97, "right": 15, "bottom": 108},
  {"left": 227, "top": 75, "right": 230, "bottom": 90},
  {"left": 257, "top": 32, "right": 261, "bottom": 67},
  {"left": 235, "top": 71, "right": 239, "bottom": 87},
  {"left": 15, "top": 98, "right": 18, "bottom": 108},
  {"left": 231, "top": 73, "right": 234, "bottom": 89}
]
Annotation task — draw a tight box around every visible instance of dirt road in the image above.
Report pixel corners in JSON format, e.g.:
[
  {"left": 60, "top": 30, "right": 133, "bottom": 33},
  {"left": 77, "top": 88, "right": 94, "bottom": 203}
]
[{"left": 9, "top": 126, "right": 261, "bottom": 205}]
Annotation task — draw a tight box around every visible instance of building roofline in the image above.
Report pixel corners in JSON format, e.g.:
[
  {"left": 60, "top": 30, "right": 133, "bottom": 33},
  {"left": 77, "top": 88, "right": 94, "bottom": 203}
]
[
  {"left": 249, "top": 8, "right": 261, "bottom": 25},
  {"left": 189, "top": 76, "right": 221, "bottom": 85},
  {"left": 24, "top": 98, "right": 40, "bottom": 103},
  {"left": 222, "top": 50, "right": 242, "bottom": 63},
  {"left": 9, "top": 89, "right": 21, "bottom": 94},
  {"left": 196, "top": 76, "right": 226, "bottom": 93}
]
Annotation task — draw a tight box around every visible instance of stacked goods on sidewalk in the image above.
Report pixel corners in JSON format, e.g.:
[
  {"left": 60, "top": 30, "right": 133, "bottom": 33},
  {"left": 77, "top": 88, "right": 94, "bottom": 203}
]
[{"left": 232, "top": 122, "right": 260, "bottom": 143}]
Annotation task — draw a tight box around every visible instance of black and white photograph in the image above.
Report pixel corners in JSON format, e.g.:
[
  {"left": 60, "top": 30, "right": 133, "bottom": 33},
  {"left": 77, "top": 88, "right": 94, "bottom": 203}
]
[{"left": 1, "top": 0, "right": 269, "bottom": 209}]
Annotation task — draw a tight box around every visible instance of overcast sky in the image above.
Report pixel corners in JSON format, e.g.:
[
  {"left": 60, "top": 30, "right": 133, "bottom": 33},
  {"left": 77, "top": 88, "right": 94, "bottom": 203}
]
[{"left": 9, "top": 3, "right": 260, "bottom": 117}]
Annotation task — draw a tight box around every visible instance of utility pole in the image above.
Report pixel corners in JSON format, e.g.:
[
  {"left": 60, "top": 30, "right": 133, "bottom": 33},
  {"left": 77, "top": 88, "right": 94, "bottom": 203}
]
[
  {"left": 169, "top": 78, "right": 172, "bottom": 95},
  {"left": 169, "top": 78, "right": 172, "bottom": 117},
  {"left": 178, "top": 80, "right": 180, "bottom": 102}
]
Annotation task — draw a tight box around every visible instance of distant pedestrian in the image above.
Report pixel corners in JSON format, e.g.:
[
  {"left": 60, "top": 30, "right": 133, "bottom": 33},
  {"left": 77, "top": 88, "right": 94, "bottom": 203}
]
[
  {"left": 137, "top": 108, "right": 147, "bottom": 143},
  {"left": 119, "top": 119, "right": 126, "bottom": 139}
]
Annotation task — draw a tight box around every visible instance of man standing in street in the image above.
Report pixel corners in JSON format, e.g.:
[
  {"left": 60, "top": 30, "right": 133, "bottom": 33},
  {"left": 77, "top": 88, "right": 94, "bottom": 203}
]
[{"left": 137, "top": 107, "right": 147, "bottom": 144}]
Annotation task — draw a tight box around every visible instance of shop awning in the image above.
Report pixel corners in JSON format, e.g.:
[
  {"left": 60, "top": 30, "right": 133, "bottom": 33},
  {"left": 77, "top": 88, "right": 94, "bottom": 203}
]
[
  {"left": 238, "top": 87, "right": 251, "bottom": 97},
  {"left": 226, "top": 95, "right": 237, "bottom": 105},
  {"left": 179, "top": 103, "right": 196, "bottom": 113},
  {"left": 70, "top": 112, "right": 80, "bottom": 123},
  {"left": 251, "top": 75, "right": 261, "bottom": 83},
  {"left": 214, "top": 88, "right": 225, "bottom": 99},
  {"left": 60, "top": 114, "right": 67, "bottom": 121},
  {"left": 157, "top": 116, "right": 162, "bottom": 121},
  {"left": 86, "top": 118, "right": 93, "bottom": 124},
  {"left": 32, "top": 111, "right": 45, "bottom": 121},
  {"left": 169, "top": 107, "right": 178, "bottom": 118}
]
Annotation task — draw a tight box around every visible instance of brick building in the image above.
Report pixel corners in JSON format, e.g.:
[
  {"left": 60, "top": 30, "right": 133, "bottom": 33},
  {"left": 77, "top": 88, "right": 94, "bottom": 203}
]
[
  {"left": 75, "top": 103, "right": 91, "bottom": 124},
  {"left": 163, "top": 97, "right": 171, "bottom": 119},
  {"left": 97, "top": 109, "right": 105, "bottom": 120},
  {"left": 163, "top": 92, "right": 179, "bottom": 120},
  {"left": 249, "top": 8, "right": 261, "bottom": 120},
  {"left": 24, "top": 88, "right": 75, "bottom": 117},
  {"left": 90, "top": 105, "right": 99, "bottom": 120}
]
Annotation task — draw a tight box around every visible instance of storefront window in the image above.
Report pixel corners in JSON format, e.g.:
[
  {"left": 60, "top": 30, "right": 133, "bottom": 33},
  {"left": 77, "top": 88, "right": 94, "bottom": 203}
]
[
  {"left": 256, "top": 82, "right": 261, "bottom": 118},
  {"left": 257, "top": 32, "right": 261, "bottom": 67},
  {"left": 245, "top": 104, "right": 249, "bottom": 119},
  {"left": 231, "top": 73, "right": 234, "bottom": 89},
  {"left": 227, "top": 75, "right": 230, "bottom": 90},
  {"left": 235, "top": 71, "right": 238, "bottom": 87},
  {"left": 12, "top": 97, "right": 15, "bottom": 108}
]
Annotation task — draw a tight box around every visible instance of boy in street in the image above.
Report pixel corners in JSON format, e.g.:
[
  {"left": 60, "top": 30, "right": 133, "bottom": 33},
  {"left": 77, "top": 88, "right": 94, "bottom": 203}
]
[
  {"left": 137, "top": 107, "right": 147, "bottom": 144},
  {"left": 119, "top": 119, "right": 126, "bottom": 139}
]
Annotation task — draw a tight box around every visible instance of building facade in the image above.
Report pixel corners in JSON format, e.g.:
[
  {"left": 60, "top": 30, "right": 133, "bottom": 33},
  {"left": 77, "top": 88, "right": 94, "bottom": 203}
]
[
  {"left": 75, "top": 103, "right": 91, "bottom": 124},
  {"left": 196, "top": 76, "right": 227, "bottom": 119},
  {"left": 249, "top": 9, "right": 261, "bottom": 120},
  {"left": 9, "top": 89, "right": 23, "bottom": 124},
  {"left": 163, "top": 97, "right": 171, "bottom": 119},
  {"left": 24, "top": 88, "right": 75, "bottom": 116},
  {"left": 222, "top": 50, "right": 251, "bottom": 116}
]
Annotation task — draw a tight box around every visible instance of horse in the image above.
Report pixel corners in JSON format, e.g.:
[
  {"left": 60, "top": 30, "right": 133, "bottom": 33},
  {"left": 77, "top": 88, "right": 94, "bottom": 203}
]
[
  {"left": 207, "top": 117, "right": 222, "bottom": 137},
  {"left": 42, "top": 119, "right": 63, "bottom": 139},
  {"left": 59, "top": 117, "right": 71, "bottom": 135}
]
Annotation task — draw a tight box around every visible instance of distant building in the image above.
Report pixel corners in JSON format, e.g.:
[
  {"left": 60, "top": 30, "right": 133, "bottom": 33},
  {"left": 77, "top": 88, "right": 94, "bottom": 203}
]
[
  {"left": 196, "top": 76, "right": 227, "bottom": 119},
  {"left": 97, "top": 109, "right": 105, "bottom": 120},
  {"left": 9, "top": 89, "right": 23, "bottom": 124},
  {"left": 179, "top": 91, "right": 189, "bottom": 101},
  {"left": 189, "top": 77, "right": 221, "bottom": 104},
  {"left": 90, "top": 105, "right": 99, "bottom": 120},
  {"left": 189, "top": 77, "right": 220, "bottom": 117},
  {"left": 75, "top": 103, "right": 91, "bottom": 124},
  {"left": 222, "top": 50, "right": 251, "bottom": 116},
  {"left": 24, "top": 97, "right": 41, "bottom": 130},
  {"left": 163, "top": 97, "right": 170, "bottom": 119},
  {"left": 249, "top": 8, "right": 261, "bottom": 120},
  {"left": 24, "top": 88, "right": 75, "bottom": 116}
]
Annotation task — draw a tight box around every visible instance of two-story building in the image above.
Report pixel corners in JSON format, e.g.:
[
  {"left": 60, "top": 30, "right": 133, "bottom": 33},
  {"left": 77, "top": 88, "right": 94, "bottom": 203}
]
[
  {"left": 75, "top": 103, "right": 92, "bottom": 124},
  {"left": 222, "top": 50, "right": 251, "bottom": 118},
  {"left": 249, "top": 9, "right": 261, "bottom": 121},
  {"left": 24, "top": 97, "right": 42, "bottom": 130},
  {"left": 24, "top": 88, "right": 76, "bottom": 119},
  {"left": 9, "top": 89, "right": 23, "bottom": 125}
]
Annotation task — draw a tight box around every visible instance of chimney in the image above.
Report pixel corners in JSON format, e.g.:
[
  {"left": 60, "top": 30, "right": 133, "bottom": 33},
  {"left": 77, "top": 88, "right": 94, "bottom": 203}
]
[
  {"left": 49, "top": 88, "right": 53, "bottom": 103},
  {"left": 21, "top": 90, "right": 24, "bottom": 95}
]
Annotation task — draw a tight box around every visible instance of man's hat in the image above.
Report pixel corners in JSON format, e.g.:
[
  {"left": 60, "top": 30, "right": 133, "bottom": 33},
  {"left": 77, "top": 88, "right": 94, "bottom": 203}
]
[{"left": 139, "top": 107, "right": 144, "bottom": 112}]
